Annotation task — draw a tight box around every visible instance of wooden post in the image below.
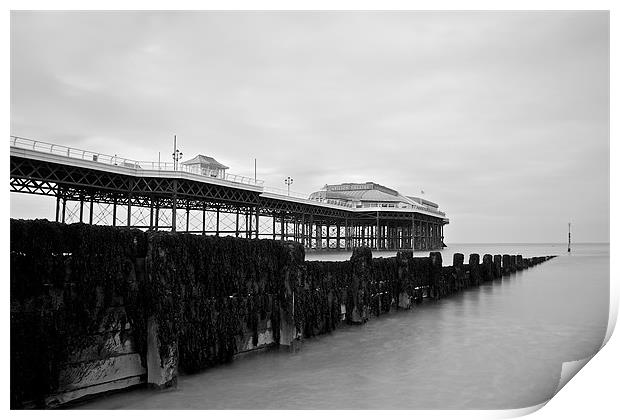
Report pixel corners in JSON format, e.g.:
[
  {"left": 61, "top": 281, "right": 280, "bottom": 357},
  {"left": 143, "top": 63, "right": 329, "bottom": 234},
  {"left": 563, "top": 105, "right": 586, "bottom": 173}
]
[
  {"left": 469, "top": 254, "right": 481, "bottom": 286},
  {"left": 502, "top": 254, "right": 511, "bottom": 275},
  {"left": 79, "top": 196, "right": 84, "bottom": 223},
  {"left": 216, "top": 206, "right": 220, "bottom": 236},
  {"left": 429, "top": 251, "right": 443, "bottom": 299},
  {"left": 453, "top": 253, "right": 465, "bottom": 291},
  {"left": 147, "top": 317, "right": 178, "bottom": 389},
  {"left": 482, "top": 254, "right": 494, "bottom": 282},
  {"left": 493, "top": 254, "right": 502, "bottom": 278}
]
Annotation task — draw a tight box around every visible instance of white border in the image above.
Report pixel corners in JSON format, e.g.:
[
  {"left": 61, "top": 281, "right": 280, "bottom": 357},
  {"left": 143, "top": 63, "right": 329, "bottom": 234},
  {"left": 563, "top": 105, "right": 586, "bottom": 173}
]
[{"left": 4, "top": 2, "right": 616, "bottom": 418}]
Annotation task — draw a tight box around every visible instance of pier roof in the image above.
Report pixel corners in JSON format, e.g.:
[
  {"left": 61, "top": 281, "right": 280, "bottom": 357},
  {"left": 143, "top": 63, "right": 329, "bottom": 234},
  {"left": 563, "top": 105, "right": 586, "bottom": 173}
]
[
  {"left": 182, "top": 154, "right": 229, "bottom": 170},
  {"left": 308, "top": 181, "right": 445, "bottom": 218}
]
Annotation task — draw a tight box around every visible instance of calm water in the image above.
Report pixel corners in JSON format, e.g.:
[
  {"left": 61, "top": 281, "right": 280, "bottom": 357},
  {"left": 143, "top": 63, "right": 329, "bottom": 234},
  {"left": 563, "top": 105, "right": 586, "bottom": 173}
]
[{"left": 79, "top": 243, "right": 609, "bottom": 410}]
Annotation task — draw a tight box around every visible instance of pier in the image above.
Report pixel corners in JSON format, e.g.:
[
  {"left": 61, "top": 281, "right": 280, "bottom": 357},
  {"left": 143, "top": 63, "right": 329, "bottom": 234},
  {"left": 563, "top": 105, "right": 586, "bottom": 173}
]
[{"left": 10, "top": 136, "right": 448, "bottom": 251}]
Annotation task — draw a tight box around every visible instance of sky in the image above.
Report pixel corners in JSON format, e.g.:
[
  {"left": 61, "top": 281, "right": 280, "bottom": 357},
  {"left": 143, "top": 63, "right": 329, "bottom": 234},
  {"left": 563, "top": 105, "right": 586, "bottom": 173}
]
[{"left": 10, "top": 11, "right": 609, "bottom": 243}]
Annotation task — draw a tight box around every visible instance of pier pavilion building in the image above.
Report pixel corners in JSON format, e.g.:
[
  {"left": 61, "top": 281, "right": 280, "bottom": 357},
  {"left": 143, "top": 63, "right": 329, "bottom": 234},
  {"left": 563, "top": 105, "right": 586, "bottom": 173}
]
[
  {"left": 181, "top": 154, "right": 229, "bottom": 179},
  {"left": 308, "top": 182, "right": 448, "bottom": 250}
]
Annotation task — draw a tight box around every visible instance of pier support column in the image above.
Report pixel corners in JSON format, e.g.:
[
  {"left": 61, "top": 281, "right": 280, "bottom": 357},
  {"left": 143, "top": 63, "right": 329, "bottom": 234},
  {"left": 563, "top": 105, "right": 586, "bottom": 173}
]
[
  {"left": 111, "top": 197, "right": 117, "bottom": 227},
  {"left": 235, "top": 209, "right": 240, "bottom": 237},
  {"left": 255, "top": 206, "right": 260, "bottom": 239},
  {"left": 185, "top": 205, "right": 190, "bottom": 232},
  {"left": 344, "top": 218, "right": 349, "bottom": 250},
  {"left": 375, "top": 212, "right": 380, "bottom": 250},
  {"left": 325, "top": 224, "right": 330, "bottom": 249},
  {"left": 61, "top": 196, "right": 67, "bottom": 224},
  {"left": 336, "top": 222, "right": 341, "bottom": 249},
  {"left": 89, "top": 196, "right": 94, "bottom": 225},
  {"left": 171, "top": 180, "right": 178, "bottom": 232},
  {"left": 55, "top": 194, "right": 60, "bottom": 222},
  {"left": 127, "top": 198, "right": 132, "bottom": 227}
]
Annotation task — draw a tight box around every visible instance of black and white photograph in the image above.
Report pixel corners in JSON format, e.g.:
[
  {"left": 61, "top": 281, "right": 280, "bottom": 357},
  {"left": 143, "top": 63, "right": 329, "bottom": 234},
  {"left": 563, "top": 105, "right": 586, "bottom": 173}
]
[{"left": 7, "top": 3, "right": 614, "bottom": 415}]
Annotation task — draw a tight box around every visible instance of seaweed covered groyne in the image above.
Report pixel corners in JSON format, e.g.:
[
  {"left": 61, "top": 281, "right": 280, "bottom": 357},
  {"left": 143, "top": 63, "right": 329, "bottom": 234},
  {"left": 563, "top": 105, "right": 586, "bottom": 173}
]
[{"left": 10, "top": 220, "right": 556, "bottom": 408}]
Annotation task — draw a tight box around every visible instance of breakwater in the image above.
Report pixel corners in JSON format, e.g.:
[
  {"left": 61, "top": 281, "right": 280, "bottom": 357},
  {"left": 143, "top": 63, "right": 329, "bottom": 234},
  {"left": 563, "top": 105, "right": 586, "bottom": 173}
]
[{"left": 10, "top": 219, "right": 555, "bottom": 408}]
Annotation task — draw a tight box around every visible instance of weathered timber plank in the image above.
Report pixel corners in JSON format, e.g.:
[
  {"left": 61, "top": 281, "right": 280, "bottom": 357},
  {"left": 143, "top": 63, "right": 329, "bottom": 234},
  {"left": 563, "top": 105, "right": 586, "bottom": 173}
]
[
  {"left": 45, "top": 375, "right": 144, "bottom": 408},
  {"left": 57, "top": 353, "right": 145, "bottom": 391},
  {"left": 65, "top": 330, "right": 137, "bottom": 364}
]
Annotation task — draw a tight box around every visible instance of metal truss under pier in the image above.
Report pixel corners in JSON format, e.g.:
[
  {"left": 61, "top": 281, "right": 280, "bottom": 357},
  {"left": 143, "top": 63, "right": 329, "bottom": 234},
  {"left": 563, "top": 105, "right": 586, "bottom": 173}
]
[{"left": 10, "top": 137, "right": 449, "bottom": 251}]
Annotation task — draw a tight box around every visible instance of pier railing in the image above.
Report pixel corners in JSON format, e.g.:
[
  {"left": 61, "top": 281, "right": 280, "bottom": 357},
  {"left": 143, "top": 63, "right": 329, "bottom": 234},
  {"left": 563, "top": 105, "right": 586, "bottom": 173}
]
[
  {"left": 10, "top": 136, "right": 264, "bottom": 187},
  {"left": 357, "top": 202, "right": 446, "bottom": 217}
]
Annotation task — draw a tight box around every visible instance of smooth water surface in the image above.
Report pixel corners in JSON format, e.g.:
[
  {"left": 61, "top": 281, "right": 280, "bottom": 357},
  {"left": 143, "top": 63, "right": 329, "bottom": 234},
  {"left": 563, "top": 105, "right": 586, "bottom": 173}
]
[{"left": 79, "top": 243, "right": 609, "bottom": 409}]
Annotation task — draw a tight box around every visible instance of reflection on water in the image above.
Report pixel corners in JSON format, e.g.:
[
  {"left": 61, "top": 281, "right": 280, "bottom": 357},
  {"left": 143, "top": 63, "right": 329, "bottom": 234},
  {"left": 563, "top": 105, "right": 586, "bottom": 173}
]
[{"left": 79, "top": 243, "right": 609, "bottom": 409}]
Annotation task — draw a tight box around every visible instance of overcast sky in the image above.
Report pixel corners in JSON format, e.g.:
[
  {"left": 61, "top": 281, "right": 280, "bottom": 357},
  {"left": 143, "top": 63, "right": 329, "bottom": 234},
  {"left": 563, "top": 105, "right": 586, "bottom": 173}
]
[{"left": 10, "top": 11, "right": 609, "bottom": 243}]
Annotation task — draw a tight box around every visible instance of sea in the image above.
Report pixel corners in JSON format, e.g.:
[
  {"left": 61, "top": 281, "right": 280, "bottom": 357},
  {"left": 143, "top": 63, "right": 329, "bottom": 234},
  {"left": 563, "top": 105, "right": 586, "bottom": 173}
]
[{"left": 77, "top": 242, "right": 609, "bottom": 410}]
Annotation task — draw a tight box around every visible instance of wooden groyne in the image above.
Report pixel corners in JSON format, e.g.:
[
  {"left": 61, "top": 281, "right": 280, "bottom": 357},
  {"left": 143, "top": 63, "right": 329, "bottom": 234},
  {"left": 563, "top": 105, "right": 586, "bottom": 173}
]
[{"left": 10, "top": 220, "right": 556, "bottom": 408}]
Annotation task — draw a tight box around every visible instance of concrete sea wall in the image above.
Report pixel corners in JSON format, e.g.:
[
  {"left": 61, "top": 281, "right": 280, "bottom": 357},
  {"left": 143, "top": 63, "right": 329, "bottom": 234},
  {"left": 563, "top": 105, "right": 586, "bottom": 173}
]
[{"left": 10, "top": 220, "right": 556, "bottom": 408}]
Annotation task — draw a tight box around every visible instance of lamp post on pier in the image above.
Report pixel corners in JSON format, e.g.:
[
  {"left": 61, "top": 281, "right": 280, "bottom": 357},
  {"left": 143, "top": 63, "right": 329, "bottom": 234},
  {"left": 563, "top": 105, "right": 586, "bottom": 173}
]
[
  {"left": 284, "top": 176, "right": 294, "bottom": 196},
  {"left": 172, "top": 135, "right": 183, "bottom": 171}
]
